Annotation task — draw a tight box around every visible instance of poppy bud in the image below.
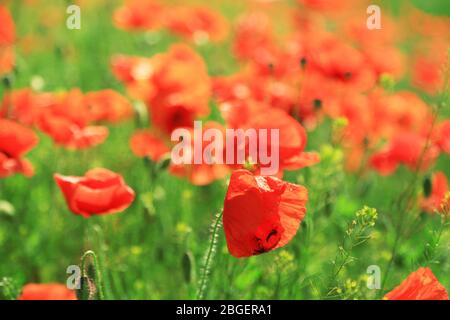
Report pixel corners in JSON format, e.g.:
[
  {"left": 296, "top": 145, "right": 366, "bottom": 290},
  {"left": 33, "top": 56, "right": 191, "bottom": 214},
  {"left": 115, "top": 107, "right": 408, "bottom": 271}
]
[
  {"left": 423, "top": 175, "right": 432, "bottom": 198},
  {"left": 182, "top": 251, "right": 196, "bottom": 284},
  {"left": 313, "top": 99, "right": 322, "bottom": 110},
  {"left": 300, "top": 57, "right": 307, "bottom": 69},
  {"left": 1, "top": 74, "right": 13, "bottom": 89},
  {"left": 79, "top": 250, "right": 105, "bottom": 300}
]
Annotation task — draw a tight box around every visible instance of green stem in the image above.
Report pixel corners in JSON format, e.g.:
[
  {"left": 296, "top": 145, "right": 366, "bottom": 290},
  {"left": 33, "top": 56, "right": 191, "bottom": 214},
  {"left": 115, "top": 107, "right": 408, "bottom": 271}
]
[
  {"left": 196, "top": 210, "right": 223, "bottom": 300},
  {"left": 380, "top": 68, "right": 448, "bottom": 295}
]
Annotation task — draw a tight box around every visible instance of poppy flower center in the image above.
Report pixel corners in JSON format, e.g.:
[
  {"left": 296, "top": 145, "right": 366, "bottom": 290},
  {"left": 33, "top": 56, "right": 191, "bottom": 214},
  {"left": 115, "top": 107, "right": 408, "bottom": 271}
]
[{"left": 253, "top": 222, "right": 284, "bottom": 255}]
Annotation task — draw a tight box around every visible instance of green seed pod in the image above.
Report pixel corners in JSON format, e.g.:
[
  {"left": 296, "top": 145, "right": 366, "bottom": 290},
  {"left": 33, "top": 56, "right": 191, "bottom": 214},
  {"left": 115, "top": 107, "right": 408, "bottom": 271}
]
[
  {"left": 157, "top": 154, "right": 172, "bottom": 171},
  {"left": 423, "top": 175, "right": 432, "bottom": 198},
  {"left": 1, "top": 75, "right": 13, "bottom": 89},
  {"left": 313, "top": 99, "right": 322, "bottom": 110},
  {"left": 75, "top": 275, "right": 93, "bottom": 300},
  {"left": 182, "top": 251, "right": 196, "bottom": 284},
  {"left": 300, "top": 57, "right": 307, "bottom": 69}
]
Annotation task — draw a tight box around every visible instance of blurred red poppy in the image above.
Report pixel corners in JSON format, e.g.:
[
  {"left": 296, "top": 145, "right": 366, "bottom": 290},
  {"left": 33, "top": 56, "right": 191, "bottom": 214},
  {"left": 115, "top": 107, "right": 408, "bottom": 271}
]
[
  {"left": 85, "top": 89, "right": 134, "bottom": 123},
  {"left": 370, "top": 132, "right": 440, "bottom": 176},
  {"left": 169, "top": 121, "right": 230, "bottom": 186},
  {"left": 44, "top": 89, "right": 89, "bottom": 127},
  {"left": 305, "top": 33, "right": 376, "bottom": 91},
  {"left": 19, "top": 283, "right": 76, "bottom": 300},
  {"left": 112, "top": 44, "right": 211, "bottom": 135},
  {"left": 223, "top": 169, "right": 308, "bottom": 257},
  {"left": 1, "top": 89, "right": 39, "bottom": 125},
  {"left": 221, "top": 102, "right": 319, "bottom": 175},
  {"left": 130, "top": 130, "right": 170, "bottom": 162},
  {"left": 421, "top": 172, "right": 449, "bottom": 214},
  {"left": 0, "top": 46, "right": 14, "bottom": 76},
  {"left": 298, "top": 0, "right": 348, "bottom": 12},
  {"left": 434, "top": 120, "right": 450, "bottom": 154},
  {"left": 54, "top": 168, "right": 135, "bottom": 218},
  {"left": 0, "top": 5, "right": 15, "bottom": 46},
  {"left": 363, "top": 45, "right": 405, "bottom": 79},
  {"left": 384, "top": 267, "right": 449, "bottom": 300},
  {"left": 113, "top": 0, "right": 165, "bottom": 31},
  {"left": 412, "top": 55, "right": 445, "bottom": 94},
  {"left": 147, "top": 44, "right": 211, "bottom": 134},
  {"left": 165, "top": 6, "right": 228, "bottom": 43},
  {"left": 233, "top": 12, "right": 276, "bottom": 66},
  {"left": 39, "top": 113, "right": 109, "bottom": 149},
  {"left": 0, "top": 5, "right": 15, "bottom": 76},
  {"left": 0, "top": 119, "right": 38, "bottom": 178},
  {"left": 37, "top": 89, "right": 109, "bottom": 149}
]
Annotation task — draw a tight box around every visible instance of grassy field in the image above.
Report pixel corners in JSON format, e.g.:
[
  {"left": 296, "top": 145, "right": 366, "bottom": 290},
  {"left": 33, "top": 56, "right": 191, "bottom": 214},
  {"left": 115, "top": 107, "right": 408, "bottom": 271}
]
[{"left": 0, "top": 0, "right": 449, "bottom": 300}]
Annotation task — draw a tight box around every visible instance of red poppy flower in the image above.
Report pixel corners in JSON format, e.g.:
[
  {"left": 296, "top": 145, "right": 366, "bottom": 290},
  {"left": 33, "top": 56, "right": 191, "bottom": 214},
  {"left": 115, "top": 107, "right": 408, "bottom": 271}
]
[
  {"left": 434, "top": 120, "right": 450, "bottom": 154},
  {"left": 38, "top": 113, "right": 109, "bottom": 149},
  {"left": 85, "top": 89, "right": 134, "bottom": 123},
  {"left": 110, "top": 55, "right": 155, "bottom": 84},
  {"left": 0, "top": 5, "right": 15, "bottom": 76},
  {"left": 130, "top": 130, "right": 170, "bottom": 162},
  {"left": 54, "top": 168, "right": 135, "bottom": 218},
  {"left": 305, "top": 33, "right": 376, "bottom": 91},
  {"left": 233, "top": 12, "right": 274, "bottom": 62},
  {"left": 296, "top": 69, "right": 338, "bottom": 126},
  {"left": 1, "top": 89, "right": 35, "bottom": 125},
  {"left": 213, "top": 70, "right": 299, "bottom": 114},
  {"left": 169, "top": 121, "right": 230, "bottom": 186},
  {"left": 223, "top": 169, "right": 308, "bottom": 258},
  {"left": 247, "top": 108, "right": 318, "bottom": 170},
  {"left": 148, "top": 44, "right": 211, "bottom": 134},
  {"left": 0, "top": 89, "right": 56, "bottom": 126},
  {"left": 165, "top": 6, "right": 229, "bottom": 43},
  {"left": 110, "top": 55, "right": 157, "bottom": 102},
  {"left": 19, "top": 283, "right": 77, "bottom": 300},
  {"left": 363, "top": 45, "right": 405, "bottom": 79},
  {"left": 368, "top": 90, "right": 433, "bottom": 140},
  {"left": 47, "top": 89, "right": 90, "bottom": 128},
  {"left": 0, "top": 45, "right": 14, "bottom": 76},
  {"left": 112, "top": 44, "right": 211, "bottom": 135},
  {"left": 298, "top": 0, "right": 348, "bottom": 11},
  {"left": 220, "top": 102, "right": 319, "bottom": 174},
  {"left": 0, "top": 5, "right": 15, "bottom": 46},
  {"left": 412, "top": 55, "right": 445, "bottom": 94},
  {"left": 233, "top": 12, "right": 296, "bottom": 79},
  {"left": 421, "top": 172, "right": 449, "bottom": 214},
  {"left": 342, "top": 15, "right": 397, "bottom": 47},
  {"left": 384, "top": 267, "right": 449, "bottom": 300},
  {"left": 0, "top": 119, "right": 38, "bottom": 178},
  {"left": 113, "top": 0, "right": 165, "bottom": 31},
  {"left": 370, "top": 132, "right": 440, "bottom": 176}
]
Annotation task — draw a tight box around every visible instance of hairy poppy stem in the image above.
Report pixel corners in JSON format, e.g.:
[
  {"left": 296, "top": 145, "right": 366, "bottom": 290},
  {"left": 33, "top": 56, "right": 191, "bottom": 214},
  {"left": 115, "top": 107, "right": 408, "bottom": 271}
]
[
  {"left": 80, "top": 250, "right": 106, "bottom": 300},
  {"left": 196, "top": 210, "right": 223, "bottom": 300}
]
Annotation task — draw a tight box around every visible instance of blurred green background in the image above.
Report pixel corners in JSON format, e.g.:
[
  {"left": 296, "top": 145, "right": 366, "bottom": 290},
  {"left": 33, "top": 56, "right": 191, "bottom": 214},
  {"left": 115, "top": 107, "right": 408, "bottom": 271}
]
[{"left": 0, "top": 0, "right": 448, "bottom": 299}]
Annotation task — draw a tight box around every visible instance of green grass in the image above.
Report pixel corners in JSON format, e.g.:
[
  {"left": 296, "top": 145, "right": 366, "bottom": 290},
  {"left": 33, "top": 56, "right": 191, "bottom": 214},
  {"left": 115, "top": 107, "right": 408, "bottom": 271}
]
[{"left": 0, "top": 0, "right": 449, "bottom": 300}]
